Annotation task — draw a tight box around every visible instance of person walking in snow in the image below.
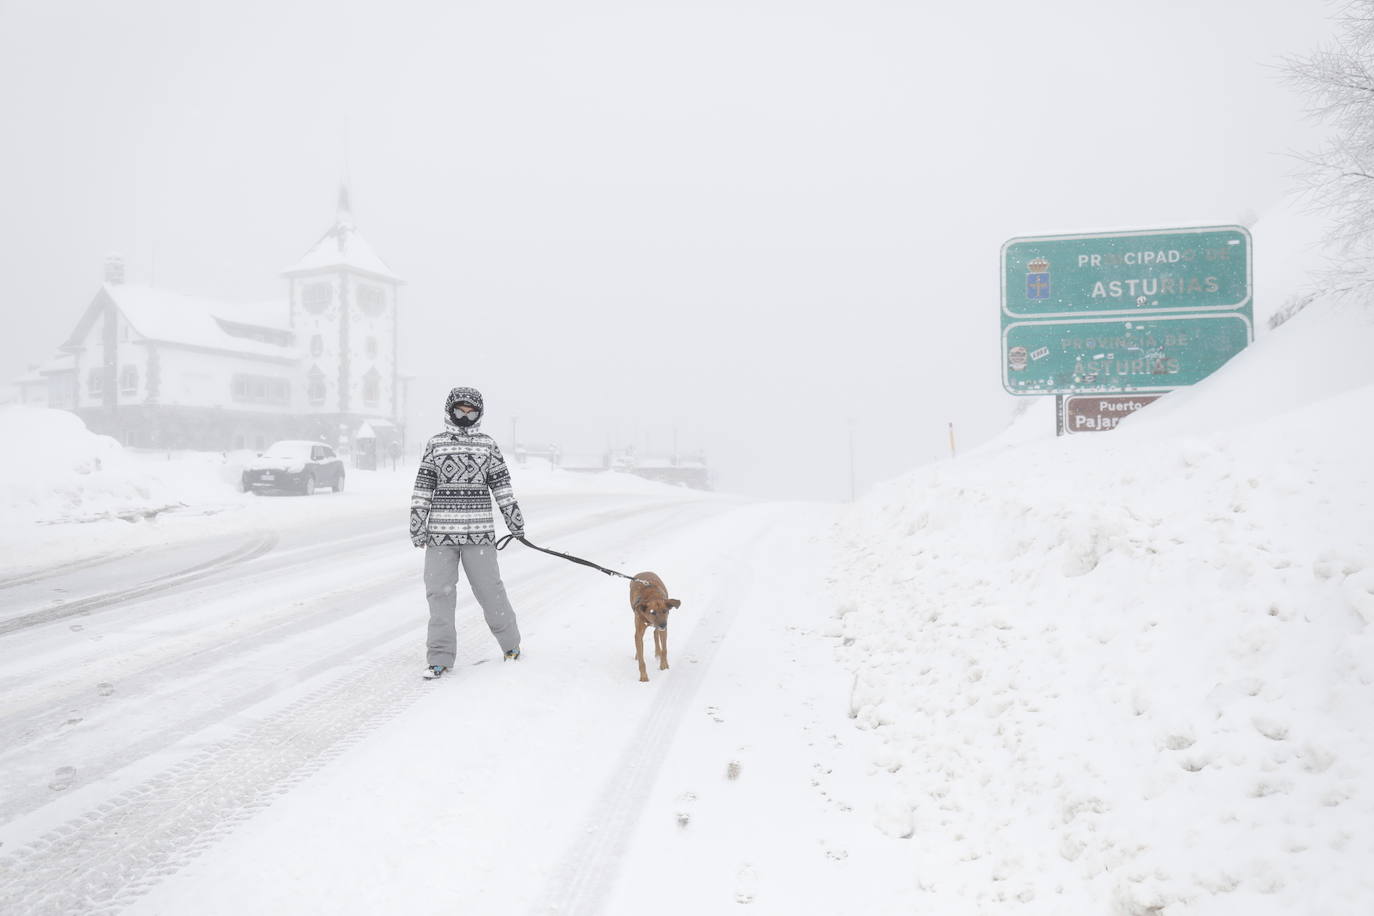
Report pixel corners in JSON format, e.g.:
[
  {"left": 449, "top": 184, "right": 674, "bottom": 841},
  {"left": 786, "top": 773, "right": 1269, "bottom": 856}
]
[{"left": 410, "top": 386, "right": 526, "bottom": 679}]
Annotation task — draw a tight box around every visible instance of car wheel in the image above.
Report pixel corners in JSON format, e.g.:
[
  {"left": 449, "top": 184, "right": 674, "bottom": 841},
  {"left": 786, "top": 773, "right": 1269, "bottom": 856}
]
[
  {"left": 334, "top": 472, "right": 346, "bottom": 493},
  {"left": 303, "top": 474, "right": 316, "bottom": 496}
]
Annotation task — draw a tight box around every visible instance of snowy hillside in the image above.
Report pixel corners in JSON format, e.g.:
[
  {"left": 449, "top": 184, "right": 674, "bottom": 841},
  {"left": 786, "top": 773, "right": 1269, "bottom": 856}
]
[{"left": 833, "top": 295, "right": 1374, "bottom": 913}]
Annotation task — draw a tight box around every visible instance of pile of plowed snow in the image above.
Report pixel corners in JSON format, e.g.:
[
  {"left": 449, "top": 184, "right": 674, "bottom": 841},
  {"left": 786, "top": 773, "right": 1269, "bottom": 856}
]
[
  {"left": 833, "top": 295, "right": 1374, "bottom": 913},
  {"left": 0, "top": 407, "right": 230, "bottom": 525}
]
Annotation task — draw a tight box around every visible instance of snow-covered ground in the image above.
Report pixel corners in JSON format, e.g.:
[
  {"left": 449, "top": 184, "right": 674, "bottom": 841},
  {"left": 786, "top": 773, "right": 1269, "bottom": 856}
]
[
  {"left": 834, "top": 294, "right": 1374, "bottom": 914},
  {"left": 2, "top": 288, "right": 1372, "bottom": 914}
]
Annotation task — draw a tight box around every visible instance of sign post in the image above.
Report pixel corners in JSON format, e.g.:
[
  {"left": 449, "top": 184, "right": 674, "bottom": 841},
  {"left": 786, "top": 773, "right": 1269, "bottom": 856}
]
[{"left": 1002, "top": 226, "right": 1253, "bottom": 402}]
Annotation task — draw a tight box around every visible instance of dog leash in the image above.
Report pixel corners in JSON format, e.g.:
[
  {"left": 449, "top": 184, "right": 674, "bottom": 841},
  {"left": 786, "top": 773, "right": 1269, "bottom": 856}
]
[{"left": 496, "top": 534, "right": 646, "bottom": 583}]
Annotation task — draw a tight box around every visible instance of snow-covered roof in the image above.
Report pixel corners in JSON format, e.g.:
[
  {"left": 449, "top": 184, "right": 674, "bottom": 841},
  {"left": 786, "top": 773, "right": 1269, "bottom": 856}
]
[
  {"left": 10, "top": 353, "right": 72, "bottom": 384},
  {"left": 37, "top": 352, "right": 75, "bottom": 375},
  {"left": 225, "top": 299, "right": 291, "bottom": 331},
  {"left": 10, "top": 353, "right": 77, "bottom": 388},
  {"left": 63, "top": 286, "right": 299, "bottom": 362},
  {"left": 281, "top": 202, "right": 399, "bottom": 282}
]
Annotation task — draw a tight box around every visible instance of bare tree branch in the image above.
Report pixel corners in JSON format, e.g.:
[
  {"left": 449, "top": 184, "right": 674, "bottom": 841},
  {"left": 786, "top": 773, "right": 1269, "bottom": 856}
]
[{"left": 1285, "top": 0, "right": 1374, "bottom": 277}]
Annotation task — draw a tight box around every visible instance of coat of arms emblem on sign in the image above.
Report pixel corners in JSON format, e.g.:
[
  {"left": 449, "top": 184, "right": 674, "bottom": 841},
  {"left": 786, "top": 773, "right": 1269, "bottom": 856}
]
[{"left": 1025, "top": 257, "right": 1050, "bottom": 301}]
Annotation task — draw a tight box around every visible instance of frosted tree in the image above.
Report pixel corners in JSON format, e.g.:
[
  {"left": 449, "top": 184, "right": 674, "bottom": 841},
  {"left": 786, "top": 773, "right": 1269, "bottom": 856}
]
[{"left": 1286, "top": 1, "right": 1374, "bottom": 283}]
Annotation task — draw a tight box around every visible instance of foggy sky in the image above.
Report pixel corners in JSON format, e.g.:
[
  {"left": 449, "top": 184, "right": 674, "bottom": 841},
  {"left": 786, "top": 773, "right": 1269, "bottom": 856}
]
[{"left": 0, "top": 0, "right": 1336, "bottom": 499}]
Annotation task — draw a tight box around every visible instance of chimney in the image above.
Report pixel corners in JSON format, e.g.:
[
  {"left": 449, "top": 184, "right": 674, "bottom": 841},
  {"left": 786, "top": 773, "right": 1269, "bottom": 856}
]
[{"left": 104, "top": 253, "right": 125, "bottom": 285}]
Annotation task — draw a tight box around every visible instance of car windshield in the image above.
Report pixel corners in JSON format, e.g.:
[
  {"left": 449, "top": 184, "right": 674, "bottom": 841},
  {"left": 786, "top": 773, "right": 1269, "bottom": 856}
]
[{"left": 262, "top": 443, "right": 313, "bottom": 460}]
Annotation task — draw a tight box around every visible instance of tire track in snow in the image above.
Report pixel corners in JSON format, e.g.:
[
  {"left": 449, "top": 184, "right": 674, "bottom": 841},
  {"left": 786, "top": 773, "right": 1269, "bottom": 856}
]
[
  {"left": 525, "top": 508, "right": 775, "bottom": 916},
  {"left": 0, "top": 547, "right": 149, "bottom": 591},
  {"left": 0, "top": 549, "right": 612, "bottom": 916},
  {"left": 0, "top": 503, "right": 694, "bottom": 826},
  {"left": 0, "top": 533, "right": 280, "bottom": 636},
  {"left": 0, "top": 500, "right": 685, "bottom": 738},
  {"left": 0, "top": 642, "right": 436, "bottom": 916},
  {"left": 0, "top": 501, "right": 723, "bottom": 915},
  {"left": 0, "top": 568, "right": 415, "bottom": 826}
]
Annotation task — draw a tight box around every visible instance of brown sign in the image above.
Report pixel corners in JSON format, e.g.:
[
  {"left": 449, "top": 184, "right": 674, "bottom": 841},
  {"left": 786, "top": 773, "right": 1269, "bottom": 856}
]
[{"left": 1060, "top": 394, "right": 1161, "bottom": 434}]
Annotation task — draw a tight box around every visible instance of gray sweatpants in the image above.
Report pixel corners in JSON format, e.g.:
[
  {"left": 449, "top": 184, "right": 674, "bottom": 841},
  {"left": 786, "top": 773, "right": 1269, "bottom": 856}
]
[{"left": 424, "top": 544, "right": 521, "bottom": 666}]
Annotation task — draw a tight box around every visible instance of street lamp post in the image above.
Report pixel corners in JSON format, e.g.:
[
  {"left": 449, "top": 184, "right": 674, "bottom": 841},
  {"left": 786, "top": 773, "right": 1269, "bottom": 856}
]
[
  {"left": 398, "top": 374, "right": 414, "bottom": 455},
  {"left": 847, "top": 418, "right": 856, "bottom": 502}
]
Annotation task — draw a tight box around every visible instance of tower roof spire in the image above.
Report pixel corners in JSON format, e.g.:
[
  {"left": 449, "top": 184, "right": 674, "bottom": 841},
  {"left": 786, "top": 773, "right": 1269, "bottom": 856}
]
[
  {"left": 336, "top": 182, "right": 354, "bottom": 227},
  {"left": 281, "top": 183, "right": 400, "bottom": 282}
]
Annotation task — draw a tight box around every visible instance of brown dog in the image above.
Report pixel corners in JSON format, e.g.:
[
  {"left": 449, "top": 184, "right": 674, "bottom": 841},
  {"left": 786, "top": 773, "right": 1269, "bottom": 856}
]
[{"left": 629, "top": 572, "right": 681, "bottom": 682}]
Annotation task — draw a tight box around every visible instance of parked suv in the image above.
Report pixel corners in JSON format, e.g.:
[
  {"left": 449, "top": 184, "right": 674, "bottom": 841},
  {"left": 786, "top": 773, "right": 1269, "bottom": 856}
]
[{"left": 242, "top": 440, "right": 345, "bottom": 495}]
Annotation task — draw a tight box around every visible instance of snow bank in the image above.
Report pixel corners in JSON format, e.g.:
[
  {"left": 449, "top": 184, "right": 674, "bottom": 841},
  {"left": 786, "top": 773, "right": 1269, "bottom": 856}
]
[
  {"left": 833, "top": 297, "right": 1374, "bottom": 913},
  {"left": 0, "top": 407, "right": 237, "bottom": 525}
]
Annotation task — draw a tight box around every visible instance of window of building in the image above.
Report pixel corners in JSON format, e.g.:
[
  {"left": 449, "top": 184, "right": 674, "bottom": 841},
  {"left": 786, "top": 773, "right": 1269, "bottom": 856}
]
[
  {"left": 88, "top": 368, "right": 104, "bottom": 398},
  {"left": 357, "top": 284, "right": 385, "bottom": 317},
  {"left": 302, "top": 282, "right": 332, "bottom": 314},
  {"left": 119, "top": 364, "right": 138, "bottom": 395},
  {"left": 307, "top": 367, "right": 327, "bottom": 406},
  {"left": 217, "top": 318, "right": 293, "bottom": 348},
  {"left": 362, "top": 368, "right": 381, "bottom": 407},
  {"left": 365, "top": 336, "right": 378, "bottom": 359},
  {"left": 231, "top": 374, "right": 290, "bottom": 405},
  {"left": 311, "top": 334, "right": 324, "bottom": 358}
]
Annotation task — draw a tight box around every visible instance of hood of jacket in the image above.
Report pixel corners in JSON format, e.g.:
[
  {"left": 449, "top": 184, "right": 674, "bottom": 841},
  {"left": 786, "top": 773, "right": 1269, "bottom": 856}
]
[{"left": 444, "top": 386, "right": 485, "bottom": 434}]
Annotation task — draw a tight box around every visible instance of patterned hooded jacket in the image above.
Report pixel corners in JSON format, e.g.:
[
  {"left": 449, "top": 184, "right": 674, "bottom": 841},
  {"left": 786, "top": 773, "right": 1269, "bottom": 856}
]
[{"left": 409, "top": 387, "right": 525, "bottom": 546}]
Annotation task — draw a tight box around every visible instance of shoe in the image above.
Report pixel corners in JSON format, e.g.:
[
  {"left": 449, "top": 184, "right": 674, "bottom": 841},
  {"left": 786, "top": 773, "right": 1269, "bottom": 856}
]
[
  {"left": 503, "top": 647, "right": 521, "bottom": 661},
  {"left": 422, "top": 665, "right": 447, "bottom": 680}
]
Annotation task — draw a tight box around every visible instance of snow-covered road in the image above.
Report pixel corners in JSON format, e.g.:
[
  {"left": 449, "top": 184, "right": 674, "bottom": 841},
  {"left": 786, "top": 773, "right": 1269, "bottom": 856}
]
[
  {"left": 0, "top": 493, "right": 685, "bottom": 820},
  {"left": 1, "top": 487, "right": 893, "bottom": 915}
]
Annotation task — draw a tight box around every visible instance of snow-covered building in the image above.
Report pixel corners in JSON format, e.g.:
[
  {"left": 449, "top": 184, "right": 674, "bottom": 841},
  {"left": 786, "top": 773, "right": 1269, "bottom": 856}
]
[{"left": 28, "top": 190, "right": 406, "bottom": 455}]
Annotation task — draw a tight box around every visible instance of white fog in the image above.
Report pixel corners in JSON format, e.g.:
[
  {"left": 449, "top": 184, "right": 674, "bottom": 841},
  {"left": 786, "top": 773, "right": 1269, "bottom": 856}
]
[
  {"left": 0, "top": 0, "right": 1335, "bottom": 498},
  {"left": 3, "top": 2, "right": 1372, "bottom": 915}
]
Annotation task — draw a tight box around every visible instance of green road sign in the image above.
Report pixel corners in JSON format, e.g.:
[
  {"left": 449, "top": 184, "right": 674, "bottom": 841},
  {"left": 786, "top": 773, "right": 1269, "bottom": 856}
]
[
  {"left": 1001, "top": 225, "right": 1253, "bottom": 396},
  {"left": 1003, "top": 313, "right": 1254, "bottom": 395},
  {"left": 1003, "top": 225, "right": 1251, "bottom": 318}
]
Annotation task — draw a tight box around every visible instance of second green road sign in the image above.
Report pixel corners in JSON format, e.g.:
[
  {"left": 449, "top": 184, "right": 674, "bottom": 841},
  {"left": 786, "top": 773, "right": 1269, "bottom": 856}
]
[{"left": 1001, "top": 225, "right": 1253, "bottom": 395}]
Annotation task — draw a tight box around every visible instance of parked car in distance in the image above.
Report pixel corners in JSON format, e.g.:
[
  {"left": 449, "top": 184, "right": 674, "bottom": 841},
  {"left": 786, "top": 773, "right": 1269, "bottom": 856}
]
[{"left": 242, "top": 440, "right": 345, "bottom": 495}]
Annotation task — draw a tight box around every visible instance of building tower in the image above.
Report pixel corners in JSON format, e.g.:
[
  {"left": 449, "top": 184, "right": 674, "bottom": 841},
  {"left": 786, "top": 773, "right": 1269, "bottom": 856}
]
[{"left": 282, "top": 186, "right": 403, "bottom": 449}]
